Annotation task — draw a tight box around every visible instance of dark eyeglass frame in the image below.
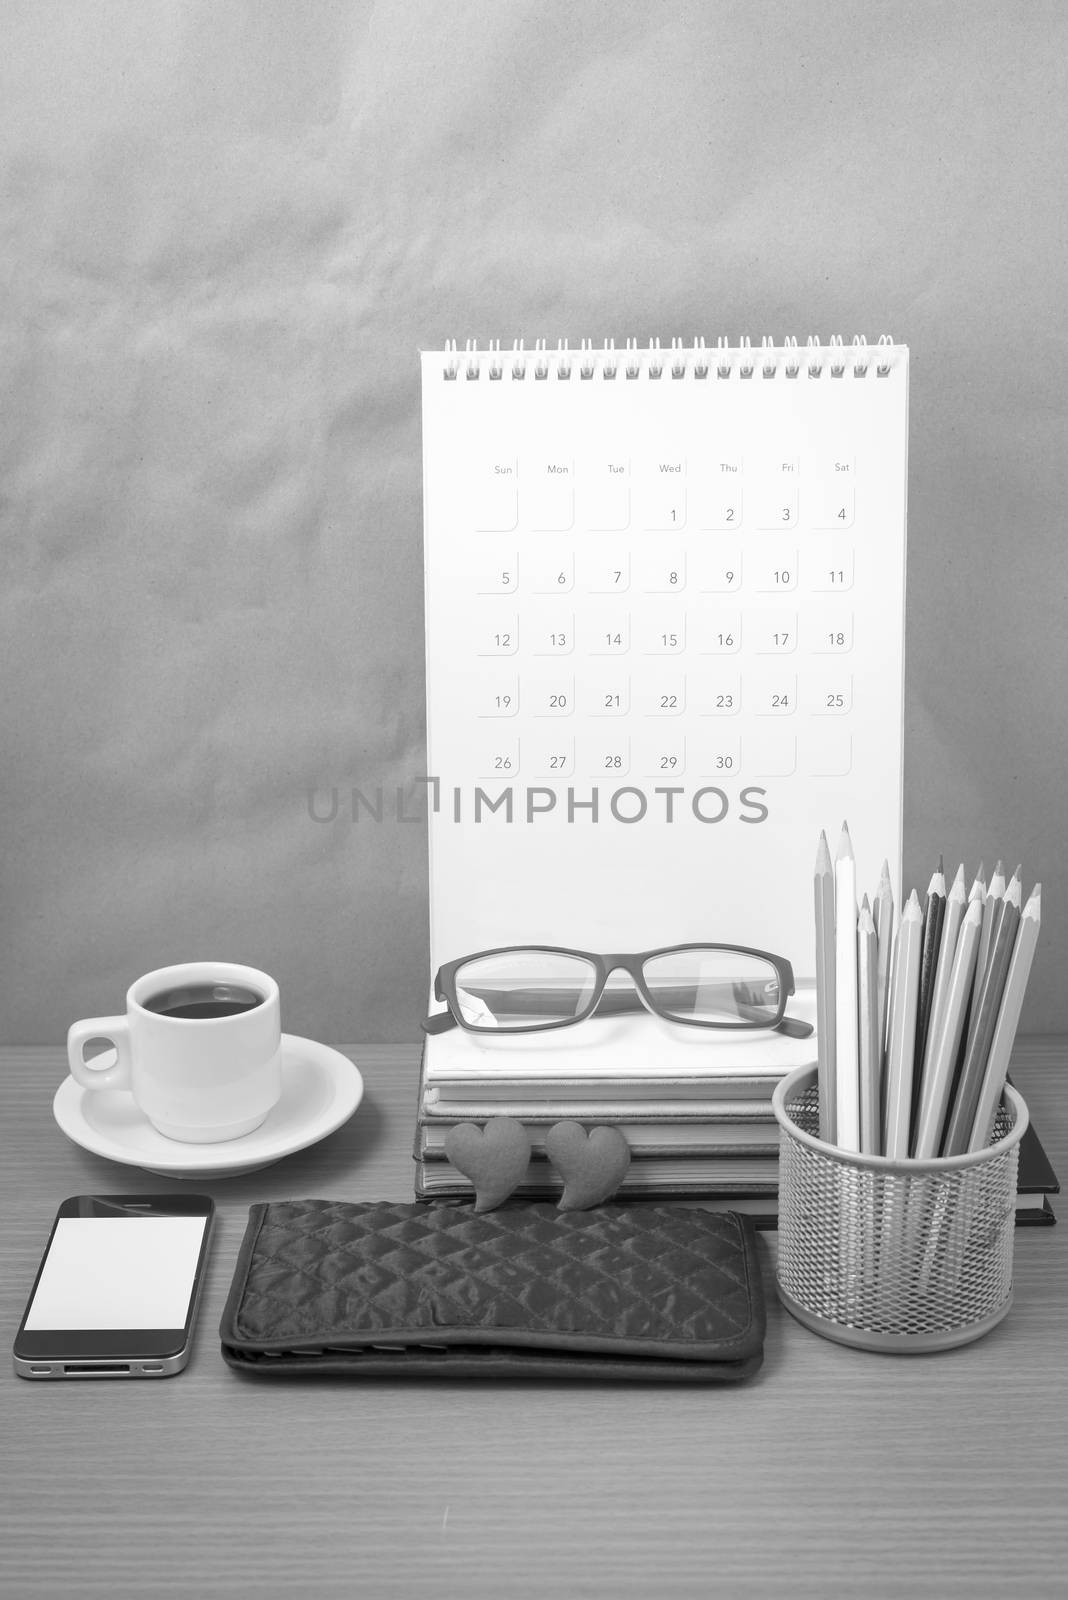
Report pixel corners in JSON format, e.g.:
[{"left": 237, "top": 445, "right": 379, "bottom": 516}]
[{"left": 422, "top": 943, "right": 812, "bottom": 1038}]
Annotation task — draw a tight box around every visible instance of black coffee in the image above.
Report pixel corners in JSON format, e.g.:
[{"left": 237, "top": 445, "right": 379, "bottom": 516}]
[{"left": 144, "top": 983, "right": 265, "bottom": 1020}]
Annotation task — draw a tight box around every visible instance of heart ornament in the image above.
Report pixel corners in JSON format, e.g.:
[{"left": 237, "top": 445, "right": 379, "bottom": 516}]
[
  {"left": 443, "top": 1118, "right": 531, "bottom": 1213},
  {"left": 545, "top": 1121, "right": 631, "bottom": 1211}
]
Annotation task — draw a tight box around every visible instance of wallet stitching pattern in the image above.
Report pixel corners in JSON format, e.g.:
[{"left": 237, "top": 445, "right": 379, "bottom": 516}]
[
  {"left": 237, "top": 1208, "right": 752, "bottom": 1345},
  {"left": 227, "top": 1201, "right": 759, "bottom": 1357}
]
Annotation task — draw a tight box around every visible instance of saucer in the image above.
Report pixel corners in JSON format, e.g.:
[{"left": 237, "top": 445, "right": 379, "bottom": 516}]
[{"left": 52, "top": 1034, "right": 364, "bottom": 1179}]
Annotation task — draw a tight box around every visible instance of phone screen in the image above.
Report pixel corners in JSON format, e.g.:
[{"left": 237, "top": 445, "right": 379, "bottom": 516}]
[
  {"left": 15, "top": 1195, "right": 214, "bottom": 1375},
  {"left": 25, "top": 1215, "right": 208, "bottom": 1330}
]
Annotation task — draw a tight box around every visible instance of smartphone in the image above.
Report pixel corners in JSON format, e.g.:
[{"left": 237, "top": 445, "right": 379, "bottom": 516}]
[{"left": 13, "top": 1194, "right": 214, "bottom": 1379}]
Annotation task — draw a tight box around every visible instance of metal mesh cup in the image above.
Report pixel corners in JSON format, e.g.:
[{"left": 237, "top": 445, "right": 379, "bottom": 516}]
[{"left": 772, "top": 1063, "right": 1028, "bottom": 1353}]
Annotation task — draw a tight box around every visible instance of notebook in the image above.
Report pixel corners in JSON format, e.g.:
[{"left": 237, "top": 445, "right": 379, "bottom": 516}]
[
  {"left": 420, "top": 991, "right": 817, "bottom": 1092},
  {"left": 420, "top": 337, "right": 909, "bottom": 986}
]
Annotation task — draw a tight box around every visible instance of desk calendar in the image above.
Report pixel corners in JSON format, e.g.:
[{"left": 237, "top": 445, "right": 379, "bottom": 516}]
[{"left": 420, "top": 338, "right": 908, "bottom": 984}]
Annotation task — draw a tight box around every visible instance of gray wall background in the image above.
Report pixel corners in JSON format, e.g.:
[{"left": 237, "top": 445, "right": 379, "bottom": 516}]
[{"left": 3, "top": 0, "right": 1067, "bottom": 1045}]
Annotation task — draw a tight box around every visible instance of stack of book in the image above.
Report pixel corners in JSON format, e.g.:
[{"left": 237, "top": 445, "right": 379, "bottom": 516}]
[{"left": 413, "top": 1000, "right": 819, "bottom": 1222}]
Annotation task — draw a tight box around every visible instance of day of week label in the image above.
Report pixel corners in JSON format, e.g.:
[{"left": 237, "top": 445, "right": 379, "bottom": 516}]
[{"left": 817, "top": 455, "right": 855, "bottom": 478}]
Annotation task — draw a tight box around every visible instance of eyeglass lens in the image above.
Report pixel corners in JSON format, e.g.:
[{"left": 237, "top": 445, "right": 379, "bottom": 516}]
[
  {"left": 640, "top": 949, "right": 781, "bottom": 1026},
  {"left": 453, "top": 951, "right": 597, "bottom": 1028}
]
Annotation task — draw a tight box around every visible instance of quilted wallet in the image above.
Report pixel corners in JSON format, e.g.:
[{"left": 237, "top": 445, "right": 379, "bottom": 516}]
[{"left": 219, "top": 1199, "right": 766, "bottom": 1381}]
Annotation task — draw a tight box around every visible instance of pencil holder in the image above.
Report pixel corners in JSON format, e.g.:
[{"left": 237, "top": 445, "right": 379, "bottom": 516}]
[{"left": 772, "top": 1064, "right": 1028, "bottom": 1353}]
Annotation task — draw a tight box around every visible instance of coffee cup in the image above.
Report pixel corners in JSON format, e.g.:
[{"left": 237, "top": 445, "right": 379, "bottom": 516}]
[{"left": 67, "top": 961, "right": 283, "bottom": 1143}]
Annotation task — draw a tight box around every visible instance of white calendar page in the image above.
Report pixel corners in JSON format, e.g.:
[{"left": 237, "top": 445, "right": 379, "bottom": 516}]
[{"left": 421, "top": 341, "right": 908, "bottom": 986}]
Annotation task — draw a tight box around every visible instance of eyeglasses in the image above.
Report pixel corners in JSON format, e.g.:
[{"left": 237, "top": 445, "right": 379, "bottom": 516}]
[{"left": 422, "top": 945, "right": 813, "bottom": 1038}]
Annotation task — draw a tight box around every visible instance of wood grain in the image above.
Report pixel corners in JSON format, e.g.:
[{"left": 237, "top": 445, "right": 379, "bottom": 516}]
[{"left": 2, "top": 1042, "right": 1066, "bottom": 1599}]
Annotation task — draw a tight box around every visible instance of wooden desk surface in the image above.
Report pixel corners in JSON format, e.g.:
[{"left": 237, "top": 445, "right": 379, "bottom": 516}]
[{"left": 2, "top": 1040, "right": 1066, "bottom": 1599}]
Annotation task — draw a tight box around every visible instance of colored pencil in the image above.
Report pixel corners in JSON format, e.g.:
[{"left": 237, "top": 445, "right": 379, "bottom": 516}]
[
  {"left": 974, "top": 861, "right": 1005, "bottom": 991},
  {"left": 923, "top": 863, "right": 966, "bottom": 1085},
  {"left": 834, "top": 822, "right": 860, "bottom": 1152},
  {"left": 950, "top": 866, "right": 987, "bottom": 1104},
  {"left": 813, "top": 831, "right": 837, "bottom": 1143},
  {"left": 910, "top": 858, "right": 946, "bottom": 1139},
  {"left": 912, "top": 898, "right": 982, "bottom": 1158},
  {"left": 967, "top": 864, "right": 985, "bottom": 912},
  {"left": 967, "top": 885, "right": 1041, "bottom": 1151},
  {"left": 857, "top": 903, "right": 881, "bottom": 1154},
  {"left": 995, "top": 867, "right": 1023, "bottom": 940},
  {"left": 941, "top": 894, "right": 1020, "bottom": 1156},
  {"left": 873, "top": 860, "right": 895, "bottom": 1060},
  {"left": 884, "top": 892, "right": 923, "bottom": 1159}
]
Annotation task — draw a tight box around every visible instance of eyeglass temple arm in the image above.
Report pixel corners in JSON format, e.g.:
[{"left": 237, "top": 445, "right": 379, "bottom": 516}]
[
  {"left": 775, "top": 1015, "right": 813, "bottom": 1038},
  {"left": 421, "top": 1010, "right": 458, "bottom": 1035}
]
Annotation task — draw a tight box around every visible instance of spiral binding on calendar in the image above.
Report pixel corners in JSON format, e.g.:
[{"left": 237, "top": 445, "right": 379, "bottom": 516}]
[{"left": 441, "top": 335, "right": 898, "bottom": 381}]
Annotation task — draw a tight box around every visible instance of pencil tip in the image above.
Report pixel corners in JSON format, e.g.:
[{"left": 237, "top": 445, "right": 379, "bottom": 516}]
[
  {"left": 993, "top": 860, "right": 1004, "bottom": 876},
  {"left": 1013, "top": 863, "right": 1022, "bottom": 879},
  {"left": 937, "top": 852, "right": 944, "bottom": 873}
]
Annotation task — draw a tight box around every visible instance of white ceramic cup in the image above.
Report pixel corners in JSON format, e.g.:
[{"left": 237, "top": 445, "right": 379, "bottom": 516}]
[{"left": 66, "top": 961, "right": 283, "bottom": 1143}]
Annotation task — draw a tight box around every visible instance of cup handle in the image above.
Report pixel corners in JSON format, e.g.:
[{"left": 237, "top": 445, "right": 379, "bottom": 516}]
[{"left": 67, "top": 1016, "right": 133, "bottom": 1092}]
